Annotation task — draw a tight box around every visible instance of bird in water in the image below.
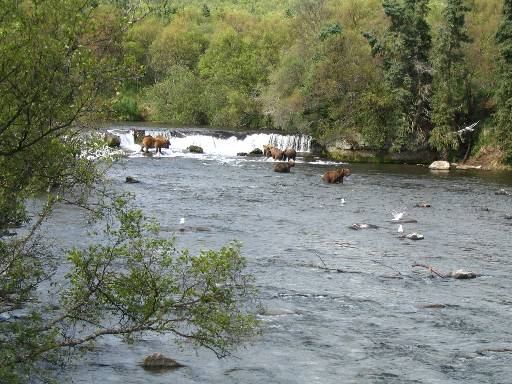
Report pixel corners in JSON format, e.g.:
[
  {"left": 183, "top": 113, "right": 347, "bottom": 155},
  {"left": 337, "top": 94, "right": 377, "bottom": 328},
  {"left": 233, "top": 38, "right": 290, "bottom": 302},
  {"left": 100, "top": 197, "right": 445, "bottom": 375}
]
[
  {"left": 179, "top": 217, "right": 185, "bottom": 225},
  {"left": 391, "top": 210, "right": 406, "bottom": 222},
  {"left": 340, "top": 198, "right": 346, "bottom": 206},
  {"left": 398, "top": 224, "right": 404, "bottom": 234}
]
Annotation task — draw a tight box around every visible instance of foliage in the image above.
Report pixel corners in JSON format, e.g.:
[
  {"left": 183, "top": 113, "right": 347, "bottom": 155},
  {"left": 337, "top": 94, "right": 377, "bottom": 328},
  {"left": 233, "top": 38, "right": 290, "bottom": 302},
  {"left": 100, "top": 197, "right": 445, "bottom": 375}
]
[
  {"left": 429, "top": 0, "right": 472, "bottom": 159},
  {"left": 365, "top": 0, "right": 433, "bottom": 151},
  {"left": 495, "top": 0, "right": 512, "bottom": 162},
  {"left": 145, "top": 65, "right": 206, "bottom": 124},
  {"left": 0, "top": 1, "right": 259, "bottom": 382}
]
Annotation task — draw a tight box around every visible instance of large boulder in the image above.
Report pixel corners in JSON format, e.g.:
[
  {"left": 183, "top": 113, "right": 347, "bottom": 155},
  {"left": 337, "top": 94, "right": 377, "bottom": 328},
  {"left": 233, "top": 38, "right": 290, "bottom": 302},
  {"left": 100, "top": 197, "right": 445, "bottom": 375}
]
[
  {"left": 187, "top": 145, "right": 203, "bottom": 153},
  {"left": 140, "top": 353, "right": 184, "bottom": 371},
  {"left": 429, "top": 160, "right": 450, "bottom": 170},
  {"left": 104, "top": 132, "right": 121, "bottom": 148},
  {"left": 249, "top": 148, "right": 263, "bottom": 156},
  {"left": 125, "top": 176, "right": 139, "bottom": 184}
]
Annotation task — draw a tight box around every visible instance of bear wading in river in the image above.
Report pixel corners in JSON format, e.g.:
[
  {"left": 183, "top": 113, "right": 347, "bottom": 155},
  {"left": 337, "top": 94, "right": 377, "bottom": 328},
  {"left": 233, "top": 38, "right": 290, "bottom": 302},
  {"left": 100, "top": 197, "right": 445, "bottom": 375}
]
[
  {"left": 283, "top": 148, "right": 297, "bottom": 161},
  {"left": 140, "top": 135, "right": 170, "bottom": 154},
  {"left": 274, "top": 160, "right": 295, "bottom": 173},
  {"left": 321, "top": 168, "right": 351, "bottom": 183}
]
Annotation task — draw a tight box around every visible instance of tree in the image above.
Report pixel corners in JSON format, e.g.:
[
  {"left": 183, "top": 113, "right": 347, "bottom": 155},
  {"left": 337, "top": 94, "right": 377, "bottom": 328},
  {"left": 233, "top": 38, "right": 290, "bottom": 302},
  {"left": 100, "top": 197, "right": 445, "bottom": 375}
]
[
  {"left": 495, "top": 0, "right": 512, "bottom": 161},
  {"left": 0, "top": 1, "right": 258, "bottom": 382},
  {"left": 365, "top": 0, "right": 432, "bottom": 151},
  {"left": 429, "top": 0, "right": 472, "bottom": 159}
]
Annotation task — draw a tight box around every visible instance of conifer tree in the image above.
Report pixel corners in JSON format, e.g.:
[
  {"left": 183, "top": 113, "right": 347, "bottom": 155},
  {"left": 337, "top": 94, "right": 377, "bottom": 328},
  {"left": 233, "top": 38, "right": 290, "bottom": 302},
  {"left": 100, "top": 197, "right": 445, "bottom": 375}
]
[
  {"left": 364, "top": 0, "right": 432, "bottom": 150},
  {"left": 495, "top": 0, "right": 512, "bottom": 161},
  {"left": 429, "top": 0, "right": 472, "bottom": 159}
]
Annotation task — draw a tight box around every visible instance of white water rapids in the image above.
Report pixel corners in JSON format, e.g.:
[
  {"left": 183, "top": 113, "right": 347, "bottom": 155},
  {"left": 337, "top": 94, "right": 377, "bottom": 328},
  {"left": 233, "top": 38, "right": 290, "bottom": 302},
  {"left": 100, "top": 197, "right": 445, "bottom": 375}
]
[{"left": 109, "top": 128, "right": 311, "bottom": 159}]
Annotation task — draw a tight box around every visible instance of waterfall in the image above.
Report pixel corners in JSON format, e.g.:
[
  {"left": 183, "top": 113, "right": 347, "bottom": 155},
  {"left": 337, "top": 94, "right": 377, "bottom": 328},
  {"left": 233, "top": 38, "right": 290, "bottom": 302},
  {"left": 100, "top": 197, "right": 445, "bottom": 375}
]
[{"left": 109, "top": 128, "right": 311, "bottom": 157}]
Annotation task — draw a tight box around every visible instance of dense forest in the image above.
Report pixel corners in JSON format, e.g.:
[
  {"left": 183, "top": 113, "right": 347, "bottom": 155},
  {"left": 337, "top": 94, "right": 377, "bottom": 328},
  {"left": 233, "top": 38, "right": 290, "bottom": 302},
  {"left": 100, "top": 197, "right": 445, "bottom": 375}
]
[{"left": 97, "top": 0, "right": 512, "bottom": 163}]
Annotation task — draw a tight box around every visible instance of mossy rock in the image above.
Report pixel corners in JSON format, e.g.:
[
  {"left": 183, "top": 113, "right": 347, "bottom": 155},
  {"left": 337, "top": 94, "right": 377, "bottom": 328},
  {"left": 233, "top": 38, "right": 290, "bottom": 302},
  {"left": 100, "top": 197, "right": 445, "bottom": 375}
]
[
  {"left": 249, "top": 148, "right": 263, "bottom": 155},
  {"left": 140, "top": 352, "right": 185, "bottom": 372},
  {"left": 104, "top": 133, "right": 121, "bottom": 148},
  {"left": 187, "top": 145, "right": 204, "bottom": 153}
]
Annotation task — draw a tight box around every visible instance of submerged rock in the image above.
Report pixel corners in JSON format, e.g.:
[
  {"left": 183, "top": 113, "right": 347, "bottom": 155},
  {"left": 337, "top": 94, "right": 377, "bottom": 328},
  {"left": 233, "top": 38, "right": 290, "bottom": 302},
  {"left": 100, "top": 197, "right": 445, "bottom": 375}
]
[
  {"left": 187, "top": 145, "right": 203, "bottom": 153},
  {"left": 422, "top": 304, "right": 447, "bottom": 309},
  {"left": 417, "top": 202, "right": 431, "bottom": 208},
  {"left": 249, "top": 148, "right": 263, "bottom": 155},
  {"left": 495, "top": 189, "right": 512, "bottom": 196},
  {"left": 349, "top": 223, "right": 379, "bottom": 230},
  {"left": 429, "top": 161, "right": 450, "bottom": 170},
  {"left": 405, "top": 233, "right": 424, "bottom": 240},
  {"left": 302, "top": 153, "right": 316, "bottom": 162},
  {"left": 140, "top": 353, "right": 184, "bottom": 371},
  {"left": 125, "top": 176, "right": 139, "bottom": 184}
]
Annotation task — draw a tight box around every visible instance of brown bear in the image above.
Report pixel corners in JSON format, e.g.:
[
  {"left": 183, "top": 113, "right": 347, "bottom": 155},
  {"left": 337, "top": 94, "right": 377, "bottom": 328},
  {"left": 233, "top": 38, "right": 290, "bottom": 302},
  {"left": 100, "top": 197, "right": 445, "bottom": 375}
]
[
  {"left": 270, "top": 147, "right": 285, "bottom": 160},
  {"left": 321, "top": 168, "right": 351, "bottom": 183},
  {"left": 274, "top": 160, "right": 295, "bottom": 173},
  {"left": 283, "top": 148, "right": 297, "bottom": 161},
  {"left": 140, "top": 135, "right": 170, "bottom": 154},
  {"left": 263, "top": 144, "right": 274, "bottom": 157}
]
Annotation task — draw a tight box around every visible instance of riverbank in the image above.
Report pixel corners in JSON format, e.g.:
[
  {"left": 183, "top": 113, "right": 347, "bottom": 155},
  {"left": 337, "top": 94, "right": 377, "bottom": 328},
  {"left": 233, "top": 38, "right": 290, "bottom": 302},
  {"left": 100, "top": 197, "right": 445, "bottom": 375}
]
[{"left": 322, "top": 145, "right": 512, "bottom": 171}]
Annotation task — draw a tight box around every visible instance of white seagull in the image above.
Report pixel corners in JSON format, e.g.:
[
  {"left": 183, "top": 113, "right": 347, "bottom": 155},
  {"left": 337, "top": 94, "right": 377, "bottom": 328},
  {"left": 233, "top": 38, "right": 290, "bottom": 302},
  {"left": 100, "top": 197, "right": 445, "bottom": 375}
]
[
  {"left": 391, "top": 210, "right": 406, "bottom": 222},
  {"left": 398, "top": 224, "right": 404, "bottom": 234},
  {"left": 457, "top": 121, "right": 479, "bottom": 135},
  {"left": 179, "top": 217, "right": 185, "bottom": 225},
  {"left": 340, "top": 198, "right": 346, "bottom": 206}
]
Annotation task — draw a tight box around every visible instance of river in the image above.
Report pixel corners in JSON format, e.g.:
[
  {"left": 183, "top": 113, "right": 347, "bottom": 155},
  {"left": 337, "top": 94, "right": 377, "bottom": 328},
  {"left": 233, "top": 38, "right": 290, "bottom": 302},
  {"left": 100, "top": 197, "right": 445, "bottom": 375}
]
[{"left": 54, "top": 126, "right": 512, "bottom": 383}]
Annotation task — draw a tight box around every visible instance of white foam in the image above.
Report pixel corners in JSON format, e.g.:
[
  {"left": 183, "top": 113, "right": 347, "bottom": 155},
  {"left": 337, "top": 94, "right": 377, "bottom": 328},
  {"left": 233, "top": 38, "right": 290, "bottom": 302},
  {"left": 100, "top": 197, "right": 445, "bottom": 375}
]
[{"left": 107, "top": 128, "right": 347, "bottom": 165}]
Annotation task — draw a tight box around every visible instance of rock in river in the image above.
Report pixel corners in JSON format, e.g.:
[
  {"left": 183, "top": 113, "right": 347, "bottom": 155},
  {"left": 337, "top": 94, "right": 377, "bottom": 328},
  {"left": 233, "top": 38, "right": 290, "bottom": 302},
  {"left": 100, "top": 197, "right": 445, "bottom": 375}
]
[
  {"left": 349, "top": 223, "right": 379, "bottom": 230},
  {"left": 125, "top": 176, "right": 140, "bottom": 184},
  {"left": 429, "top": 161, "right": 450, "bottom": 170},
  {"left": 104, "top": 132, "right": 121, "bottom": 148},
  {"left": 187, "top": 145, "right": 204, "bottom": 153},
  {"left": 140, "top": 353, "right": 184, "bottom": 371},
  {"left": 448, "top": 269, "right": 478, "bottom": 279}
]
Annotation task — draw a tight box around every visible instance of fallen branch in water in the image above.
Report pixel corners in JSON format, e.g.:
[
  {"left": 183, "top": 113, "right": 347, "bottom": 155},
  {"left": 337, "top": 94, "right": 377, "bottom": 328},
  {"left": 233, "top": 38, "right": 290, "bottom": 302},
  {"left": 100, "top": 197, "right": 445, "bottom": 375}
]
[
  {"left": 412, "top": 263, "right": 446, "bottom": 278},
  {"left": 371, "top": 259, "right": 403, "bottom": 277},
  {"left": 412, "top": 263, "right": 478, "bottom": 279},
  {"left": 313, "top": 253, "right": 362, "bottom": 274}
]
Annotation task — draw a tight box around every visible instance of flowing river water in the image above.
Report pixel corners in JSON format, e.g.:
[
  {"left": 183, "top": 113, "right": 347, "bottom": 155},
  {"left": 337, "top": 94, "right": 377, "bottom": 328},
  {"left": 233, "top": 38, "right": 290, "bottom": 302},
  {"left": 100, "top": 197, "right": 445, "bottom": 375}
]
[{"left": 52, "top": 126, "right": 512, "bottom": 383}]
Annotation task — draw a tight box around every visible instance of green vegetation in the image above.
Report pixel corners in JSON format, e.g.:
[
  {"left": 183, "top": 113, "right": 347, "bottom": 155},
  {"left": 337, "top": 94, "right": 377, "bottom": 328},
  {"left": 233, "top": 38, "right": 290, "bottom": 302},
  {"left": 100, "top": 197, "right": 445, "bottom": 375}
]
[
  {"left": 496, "top": 0, "right": 512, "bottom": 161},
  {"left": 2, "top": 0, "right": 512, "bottom": 381},
  {"left": 0, "top": 1, "right": 257, "bottom": 382},
  {"left": 102, "top": 0, "right": 509, "bottom": 163}
]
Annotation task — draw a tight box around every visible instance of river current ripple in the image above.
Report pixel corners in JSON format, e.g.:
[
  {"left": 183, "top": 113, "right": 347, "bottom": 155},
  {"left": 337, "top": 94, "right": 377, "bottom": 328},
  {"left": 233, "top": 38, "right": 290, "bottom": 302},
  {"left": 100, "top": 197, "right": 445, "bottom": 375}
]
[{"left": 56, "top": 156, "right": 512, "bottom": 384}]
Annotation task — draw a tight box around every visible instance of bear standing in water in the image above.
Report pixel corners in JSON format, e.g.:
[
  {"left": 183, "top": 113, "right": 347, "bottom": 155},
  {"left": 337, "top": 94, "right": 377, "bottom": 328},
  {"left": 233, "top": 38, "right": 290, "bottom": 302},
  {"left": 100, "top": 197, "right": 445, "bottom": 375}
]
[
  {"left": 274, "top": 161, "right": 295, "bottom": 173},
  {"left": 321, "top": 168, "right": 351, "bottom": 183},
  {"left": 140, "top": 135, "right": 170, "bottom": 154}
]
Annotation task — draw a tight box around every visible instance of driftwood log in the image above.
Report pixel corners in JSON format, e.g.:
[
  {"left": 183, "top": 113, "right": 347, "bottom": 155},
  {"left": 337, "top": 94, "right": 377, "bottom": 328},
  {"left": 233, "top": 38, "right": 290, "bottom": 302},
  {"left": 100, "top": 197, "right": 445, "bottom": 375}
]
[{"left": 412, "top": 263, "right": 478, "bottom": 279}]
